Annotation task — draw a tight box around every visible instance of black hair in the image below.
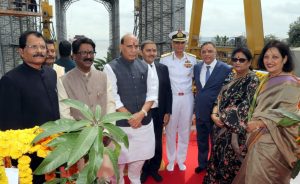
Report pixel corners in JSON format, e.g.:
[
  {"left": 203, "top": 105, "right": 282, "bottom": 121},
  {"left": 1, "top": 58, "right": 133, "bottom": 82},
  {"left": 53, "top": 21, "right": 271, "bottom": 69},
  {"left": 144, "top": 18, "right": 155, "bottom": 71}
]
[
  {"left": 231, "top": 47, "right": 253, "bottom": 61},
  {"left": 72, "top": 37, "right": 95, "bottom": 54},
  {"left": 59, "top": 40, "right": 72, "bottom": 57},
  {"left": 200, "top": 41, "right": 216, "bottom": 50},
  {"left": 19, "top": 30, "right": 45, "bottom": 49},
  {"left": 140, "top": 40, "right": 156, "bottom": 51},
  {"left": 258, "top": 40, "right": 294, "bottom": 72}
]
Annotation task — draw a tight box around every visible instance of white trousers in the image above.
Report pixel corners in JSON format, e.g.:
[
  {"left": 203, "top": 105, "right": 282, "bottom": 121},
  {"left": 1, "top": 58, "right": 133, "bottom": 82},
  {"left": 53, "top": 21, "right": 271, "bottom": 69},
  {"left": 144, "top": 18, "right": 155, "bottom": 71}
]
[
  {"left": 166, "top": 93, "right": 194, "bottom": 164},
  {"left": 111, "top": 160, "right": 145, "bottom": 184}
]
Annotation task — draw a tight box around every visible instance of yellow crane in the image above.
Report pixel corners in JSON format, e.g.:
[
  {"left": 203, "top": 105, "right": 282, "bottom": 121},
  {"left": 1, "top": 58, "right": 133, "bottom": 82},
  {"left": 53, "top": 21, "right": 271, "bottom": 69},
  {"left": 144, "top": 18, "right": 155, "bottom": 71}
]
[
  {"left": 187, "top": 0, "right": 264, "bottom": 67},
  {"left": 41, "top": 0, "right": 55, "bottom": 40},
  {"left": 0, "top": 0, "right": 55, "bottom": 41}
]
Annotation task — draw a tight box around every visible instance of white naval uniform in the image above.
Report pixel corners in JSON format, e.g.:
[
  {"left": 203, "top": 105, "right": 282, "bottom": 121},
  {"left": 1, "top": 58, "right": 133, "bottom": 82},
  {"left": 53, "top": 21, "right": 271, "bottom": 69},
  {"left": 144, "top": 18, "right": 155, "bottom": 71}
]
[{"left": 160, "top": 52, "right": 196, "bottom": 165}]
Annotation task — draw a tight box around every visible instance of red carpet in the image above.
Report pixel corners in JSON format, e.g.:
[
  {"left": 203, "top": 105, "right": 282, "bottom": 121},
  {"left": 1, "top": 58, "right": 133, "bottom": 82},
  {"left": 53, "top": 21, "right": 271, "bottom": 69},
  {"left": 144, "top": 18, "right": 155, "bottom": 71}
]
[{"left": 125, "top": 129, "right": 206, "bottom": 184}]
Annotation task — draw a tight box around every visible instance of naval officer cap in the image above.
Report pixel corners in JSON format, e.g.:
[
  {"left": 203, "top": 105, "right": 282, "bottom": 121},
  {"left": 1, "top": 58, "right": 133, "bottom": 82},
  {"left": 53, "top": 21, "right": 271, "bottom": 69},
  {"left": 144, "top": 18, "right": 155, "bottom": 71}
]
[{"left": 169, "top": 30, "right": 188, "bottom": 42}]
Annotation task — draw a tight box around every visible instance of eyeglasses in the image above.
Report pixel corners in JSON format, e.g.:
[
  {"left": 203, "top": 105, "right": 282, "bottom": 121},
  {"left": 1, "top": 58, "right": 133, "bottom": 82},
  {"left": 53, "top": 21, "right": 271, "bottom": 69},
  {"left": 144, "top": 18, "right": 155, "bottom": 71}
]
[
  {"left": 231, "top": 58, "right": 247, "bottom": 63},
  {"left": 78, "top": 51, "right": 96, "bottom": 56},
  {"left": 25, "top": 45, "right": 47, "bottom": 51}
]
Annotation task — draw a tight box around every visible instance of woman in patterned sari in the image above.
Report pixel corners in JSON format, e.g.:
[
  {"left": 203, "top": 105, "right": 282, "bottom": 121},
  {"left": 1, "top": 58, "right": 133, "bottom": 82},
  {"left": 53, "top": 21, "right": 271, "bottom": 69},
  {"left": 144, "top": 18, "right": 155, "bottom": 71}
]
[
  {"left": 233, "top": 40, "right": 300, "bottom": 184},
  {"left": 203, "top": 47, "right": 259, "bottom": 184}
]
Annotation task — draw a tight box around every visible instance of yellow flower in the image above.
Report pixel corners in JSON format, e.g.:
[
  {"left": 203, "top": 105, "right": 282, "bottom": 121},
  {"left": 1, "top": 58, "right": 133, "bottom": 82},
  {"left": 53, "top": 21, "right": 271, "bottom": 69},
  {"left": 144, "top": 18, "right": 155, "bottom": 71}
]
[
  {"left": 18, "top": 155, "right": 31, "bottom": 165},
  {"left": 37, "top": 149, "right": 49, "bottom": 158}
]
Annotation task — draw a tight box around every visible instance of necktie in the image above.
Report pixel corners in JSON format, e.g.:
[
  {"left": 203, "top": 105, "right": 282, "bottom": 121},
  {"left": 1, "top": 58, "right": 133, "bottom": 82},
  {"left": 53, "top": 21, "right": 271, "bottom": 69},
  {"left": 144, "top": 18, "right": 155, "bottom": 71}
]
[{"left": 205, "top": 65, "right": 211, "bottom": 83}]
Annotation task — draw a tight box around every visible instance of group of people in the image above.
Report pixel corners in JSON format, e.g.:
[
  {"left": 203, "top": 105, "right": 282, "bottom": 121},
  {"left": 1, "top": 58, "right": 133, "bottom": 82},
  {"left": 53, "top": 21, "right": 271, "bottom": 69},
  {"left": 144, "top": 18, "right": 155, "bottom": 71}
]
[{"left": 0, "top": 29, "right": 299, "bottom": 184}]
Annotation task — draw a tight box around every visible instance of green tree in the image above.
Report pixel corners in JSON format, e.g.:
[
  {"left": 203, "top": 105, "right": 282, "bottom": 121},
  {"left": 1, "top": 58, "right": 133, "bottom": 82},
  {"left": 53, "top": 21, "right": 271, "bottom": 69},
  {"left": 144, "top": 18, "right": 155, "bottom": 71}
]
[
  {"left": 264, "top": 34, "right": 278, "bottom": 45},
  {"left": 94, "top": 52, "right": 112, "bottom": 71},
  {"left": 288, "top": 17, "right": 300, "bottom": 47},
  {"left": 213, "top": 35, "right": 221, "bottom": 46}
]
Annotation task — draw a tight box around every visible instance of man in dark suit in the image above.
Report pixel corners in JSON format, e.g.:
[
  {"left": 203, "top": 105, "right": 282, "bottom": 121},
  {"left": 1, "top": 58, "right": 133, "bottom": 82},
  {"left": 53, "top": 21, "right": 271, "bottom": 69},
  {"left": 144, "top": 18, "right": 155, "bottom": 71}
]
[
  {"left": 194, "top": 42, "right": 231, "bottom": 174},
  {"left": 140, "top": 40, "right": 172, "bottom": 183},
  {"left": 0, "top": 30, "right": 60, "bottom": 183}
]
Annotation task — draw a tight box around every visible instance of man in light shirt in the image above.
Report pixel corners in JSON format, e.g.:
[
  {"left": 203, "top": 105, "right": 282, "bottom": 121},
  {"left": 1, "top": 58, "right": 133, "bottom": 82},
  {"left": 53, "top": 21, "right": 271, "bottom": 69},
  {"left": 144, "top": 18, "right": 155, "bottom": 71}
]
[
  {"left": 139, "top": 40, "right": 172, "bottom": 183},
  {"left": 104, "top": 34, "right": 157, "bottom": 184},
  {"left": 160, "top": 30, "right": 196, "bottom": 171}
]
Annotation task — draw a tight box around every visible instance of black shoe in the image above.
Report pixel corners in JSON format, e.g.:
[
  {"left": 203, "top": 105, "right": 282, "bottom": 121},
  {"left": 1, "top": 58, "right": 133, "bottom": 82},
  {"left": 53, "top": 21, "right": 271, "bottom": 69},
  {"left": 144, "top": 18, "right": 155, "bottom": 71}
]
[
  {"left": 150, "top": 172, "right": 163, "bottom": 182},
  {"left": 140, "top": 172, "right": 149, "bottom": 183},
  {"left": 195, "top": 166, "right": 205, "bottom": 174}
]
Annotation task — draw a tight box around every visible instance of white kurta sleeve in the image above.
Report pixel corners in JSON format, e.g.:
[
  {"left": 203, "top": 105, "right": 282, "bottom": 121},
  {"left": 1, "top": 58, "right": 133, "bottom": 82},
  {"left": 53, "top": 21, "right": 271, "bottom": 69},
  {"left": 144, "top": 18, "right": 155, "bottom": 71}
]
[
  {"left": 106, "top": 77, "right": 116, "bottom": 114},
  {"left": 103, "top": 64, "right": 124, "bottom": 109},
  {"left": 146, "top": 64, "right": 158, "bottom": 102},
  {"left": 56, "top": 77, "right": 74, "bottom": 120}
]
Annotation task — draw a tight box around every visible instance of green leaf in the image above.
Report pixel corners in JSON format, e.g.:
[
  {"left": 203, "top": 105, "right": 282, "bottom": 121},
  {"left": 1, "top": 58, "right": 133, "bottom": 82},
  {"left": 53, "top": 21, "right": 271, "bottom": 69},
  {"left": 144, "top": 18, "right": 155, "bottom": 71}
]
[
  {"left": 292, "top": 160, "right": 300, "bottom": 178},
  {"left": 47, "top": 132, "right": 80, "bottom": 147},
  {"left": 278, "top": 117, "right": 299, "bottom": 127},
  {"left": 67, "top": 127, "right": 98, "bottom": 167},
  {"left": 34, "top": 138, "right": 76, "bottom": 175},
  {"left": 274, "top": 109, "right": 300, "bottom": 121},
  {"left": 76, "top": 164, "right": 89, "bottom": 184},
  {"left": 62, "top": 99, "right": 94, "bottom": 121},
  {"left": 109, "top": 139, "right": 121, "bottom": 158},
  {"left": 32, "top": 119, "right": 89, "bottom": 143},
  {"left": 103, "top": 123, "right": 129, "bottom": 148},
  {"left": 87, "top": 140, "right": 103, "bottom": 183},
  {"left": 95, "top": 105, "right": 102, "bottom": 122},
  {"left": 45, "top": 178, "right": 66, "bottom": 184},
  {"left": 96, "top": 127, "right": 104, "bottom": 155},
  {"left": 100, "top": 112, "right": 132, "bottom": 124},
  {"left": 104, "top": 147, "right": 119, "bottom": 183}
]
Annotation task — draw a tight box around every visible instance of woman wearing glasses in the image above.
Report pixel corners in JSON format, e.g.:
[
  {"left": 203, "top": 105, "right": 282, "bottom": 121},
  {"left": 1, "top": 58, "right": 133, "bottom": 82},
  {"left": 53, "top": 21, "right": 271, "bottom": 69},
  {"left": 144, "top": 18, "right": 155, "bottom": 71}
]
[
  {"left": 203, "top": 47, "right": 259, "bottom": 184},
  {"left": 233, "top": 40, "right": 300, "bottom": 184}
]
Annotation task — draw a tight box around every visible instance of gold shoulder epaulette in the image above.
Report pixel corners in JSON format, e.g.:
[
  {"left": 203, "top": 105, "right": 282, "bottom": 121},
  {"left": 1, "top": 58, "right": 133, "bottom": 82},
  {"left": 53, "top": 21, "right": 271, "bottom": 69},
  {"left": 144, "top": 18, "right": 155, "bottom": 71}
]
[
  {"left": 186, "top": 52, "right": 196, "bottom": 58},
  {"left": 161, "top": 52, "right": 172, "bottom": 58}
]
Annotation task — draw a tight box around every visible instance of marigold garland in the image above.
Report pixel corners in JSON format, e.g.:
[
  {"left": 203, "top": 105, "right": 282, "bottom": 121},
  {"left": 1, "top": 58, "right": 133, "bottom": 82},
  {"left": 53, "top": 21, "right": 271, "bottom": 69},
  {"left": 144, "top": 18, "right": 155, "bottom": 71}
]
[{"left": 0, "top": 126, "right": 57, "bottom": 184}]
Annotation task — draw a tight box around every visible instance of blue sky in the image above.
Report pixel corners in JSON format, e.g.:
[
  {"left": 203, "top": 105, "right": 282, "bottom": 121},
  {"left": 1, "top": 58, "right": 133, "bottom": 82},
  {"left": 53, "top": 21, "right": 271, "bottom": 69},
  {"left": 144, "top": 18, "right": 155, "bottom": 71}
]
[{"left": 49, "top": 0, "right": 300, "bottom": 58}]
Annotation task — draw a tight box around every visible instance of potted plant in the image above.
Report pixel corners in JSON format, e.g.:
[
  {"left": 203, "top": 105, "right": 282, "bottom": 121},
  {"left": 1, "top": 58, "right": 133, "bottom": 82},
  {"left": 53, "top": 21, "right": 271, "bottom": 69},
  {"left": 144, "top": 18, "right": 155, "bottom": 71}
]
[{"left": 32, "top": 99, "right": 131, "bottom": 184}]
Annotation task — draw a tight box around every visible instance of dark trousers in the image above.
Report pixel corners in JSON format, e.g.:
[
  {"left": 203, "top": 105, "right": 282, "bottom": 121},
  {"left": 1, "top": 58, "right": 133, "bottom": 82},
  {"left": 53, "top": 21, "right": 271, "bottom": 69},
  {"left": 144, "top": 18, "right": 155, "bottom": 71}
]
[
  {"left": 142, "top": 108, "right": 163, "bottom": 173},
  {"left": 196, "top": 119, "right": 214, "bottom": 169}
]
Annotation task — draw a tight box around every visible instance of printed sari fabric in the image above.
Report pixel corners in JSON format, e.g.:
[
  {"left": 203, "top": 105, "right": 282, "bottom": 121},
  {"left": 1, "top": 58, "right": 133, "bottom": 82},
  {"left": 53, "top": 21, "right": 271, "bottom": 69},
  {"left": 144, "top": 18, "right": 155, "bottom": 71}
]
[
  {"left": 233, "top": 74, "right": 300, "bottom": 184},
  {"left": 203, "top": 71, "right": 259, "bottom": 184}
]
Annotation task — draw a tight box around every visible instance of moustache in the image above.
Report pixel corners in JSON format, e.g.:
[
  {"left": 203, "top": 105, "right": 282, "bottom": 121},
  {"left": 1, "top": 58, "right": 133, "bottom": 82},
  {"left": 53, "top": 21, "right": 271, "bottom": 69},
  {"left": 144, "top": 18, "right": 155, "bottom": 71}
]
[
  {"left": 83, "top": 58, "right": 93, "bottom": 62},
  {"left": 33, "top": 54, "right": 46, "bottom": 58}
]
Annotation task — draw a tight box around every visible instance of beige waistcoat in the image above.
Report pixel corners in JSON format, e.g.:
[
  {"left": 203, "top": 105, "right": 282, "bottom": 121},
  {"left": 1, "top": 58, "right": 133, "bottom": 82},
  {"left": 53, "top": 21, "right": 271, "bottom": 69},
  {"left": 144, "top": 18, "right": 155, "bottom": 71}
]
[{"left": 62, "top": 68, "right": 107, "bottom": 120}]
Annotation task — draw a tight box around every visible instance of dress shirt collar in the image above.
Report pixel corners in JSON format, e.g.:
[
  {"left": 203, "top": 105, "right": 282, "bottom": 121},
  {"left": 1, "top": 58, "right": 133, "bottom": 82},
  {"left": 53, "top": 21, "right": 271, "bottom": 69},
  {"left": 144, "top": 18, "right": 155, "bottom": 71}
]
[{"left": 203, "top": 59, "right": 217, "bottom": 70}]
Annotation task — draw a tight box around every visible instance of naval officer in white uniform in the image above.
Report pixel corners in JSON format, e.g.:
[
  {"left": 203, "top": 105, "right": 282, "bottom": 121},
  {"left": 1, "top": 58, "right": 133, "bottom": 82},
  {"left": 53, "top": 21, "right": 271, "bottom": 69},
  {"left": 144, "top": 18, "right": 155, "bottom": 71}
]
[{"left": 160, "top": 30, "right": 196, "bottom": 171}]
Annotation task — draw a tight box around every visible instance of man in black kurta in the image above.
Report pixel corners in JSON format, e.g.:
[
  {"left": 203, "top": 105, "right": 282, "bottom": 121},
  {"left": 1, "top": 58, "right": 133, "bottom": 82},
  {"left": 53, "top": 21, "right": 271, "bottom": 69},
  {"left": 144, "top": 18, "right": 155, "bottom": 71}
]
[{"left": 0, "top": 31, "right": 59, "bottom": 183}]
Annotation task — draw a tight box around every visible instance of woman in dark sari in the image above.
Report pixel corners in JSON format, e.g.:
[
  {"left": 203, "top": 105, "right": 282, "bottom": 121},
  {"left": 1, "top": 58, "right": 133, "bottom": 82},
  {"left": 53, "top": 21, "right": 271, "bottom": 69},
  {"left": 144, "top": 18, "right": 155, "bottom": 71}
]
[{"left": 203, "top": 47, "right": 259, "bottom": 184}]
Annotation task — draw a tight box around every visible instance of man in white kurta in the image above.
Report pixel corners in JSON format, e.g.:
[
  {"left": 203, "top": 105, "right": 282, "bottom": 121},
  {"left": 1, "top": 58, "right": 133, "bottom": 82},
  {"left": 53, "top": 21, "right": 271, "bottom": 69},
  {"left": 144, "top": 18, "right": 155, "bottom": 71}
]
[
  {"left": 160, "top": 30, "right": 197, "bottom": 171},
  {"left": 104, "top": 33, "right": 157, "bottom": 184}
]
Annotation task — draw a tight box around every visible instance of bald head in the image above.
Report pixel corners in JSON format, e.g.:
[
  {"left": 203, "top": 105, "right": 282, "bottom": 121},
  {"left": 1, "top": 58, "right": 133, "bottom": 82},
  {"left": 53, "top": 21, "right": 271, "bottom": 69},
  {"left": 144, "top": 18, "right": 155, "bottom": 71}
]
[{"left": 120, "top": 33, "right": 139, "bottom": 61}]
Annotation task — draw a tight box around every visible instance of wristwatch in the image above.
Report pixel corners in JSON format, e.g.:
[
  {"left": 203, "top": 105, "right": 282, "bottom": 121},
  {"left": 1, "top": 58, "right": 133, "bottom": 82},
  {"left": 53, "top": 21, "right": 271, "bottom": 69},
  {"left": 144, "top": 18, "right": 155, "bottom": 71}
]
[{"left": 141, "top": 109, "right": 148, "bottom": 117}]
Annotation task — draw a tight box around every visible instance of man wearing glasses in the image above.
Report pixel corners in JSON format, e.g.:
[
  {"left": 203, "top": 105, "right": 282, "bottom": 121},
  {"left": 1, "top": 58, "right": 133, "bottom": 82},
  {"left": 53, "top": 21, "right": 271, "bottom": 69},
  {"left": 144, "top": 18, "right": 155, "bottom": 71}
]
[
  {"left": 160, "top": 30, "right": 197, "bottom": 171},
  {"left": 194, "top": 42, "right": 231, "bottom": 174},
  {"left": 57, "top": 36, "right": 115, "bottom": 121},
  {"left": 0, "top": 30, "right": 60, "bottom": 183}
]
